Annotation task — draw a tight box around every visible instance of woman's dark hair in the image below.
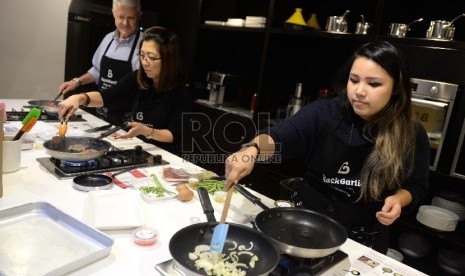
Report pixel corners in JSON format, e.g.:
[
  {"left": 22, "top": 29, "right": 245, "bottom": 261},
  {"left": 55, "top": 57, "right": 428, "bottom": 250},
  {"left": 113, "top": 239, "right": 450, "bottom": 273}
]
[
  {"left": 137, "top": 26, "right": 185, "bottom": 91},
  {"left": 335, "top": 41, "right": 416, "bottom": 201},
  {"left": 336, "top": 40, "right": 412, "bottom": 120}
]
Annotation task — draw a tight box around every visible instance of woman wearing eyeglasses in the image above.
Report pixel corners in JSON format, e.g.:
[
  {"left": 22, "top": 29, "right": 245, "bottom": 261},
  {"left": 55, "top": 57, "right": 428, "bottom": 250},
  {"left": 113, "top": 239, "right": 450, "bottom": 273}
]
[{"left": 58, "top": 26, "right": 191, "bottom": 155}]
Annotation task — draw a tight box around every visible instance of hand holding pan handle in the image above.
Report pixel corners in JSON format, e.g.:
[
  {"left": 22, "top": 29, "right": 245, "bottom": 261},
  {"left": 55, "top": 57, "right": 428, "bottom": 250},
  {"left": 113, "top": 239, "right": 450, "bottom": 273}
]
[{"left": 234, "top": 184, "right": 270, "bottom": 210}]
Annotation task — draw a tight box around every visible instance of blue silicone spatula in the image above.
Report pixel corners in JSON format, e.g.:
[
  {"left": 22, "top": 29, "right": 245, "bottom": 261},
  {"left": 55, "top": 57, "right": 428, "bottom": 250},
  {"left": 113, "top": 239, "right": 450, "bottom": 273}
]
[{"left": 210, "top": 187, "right": 234, "bottom": 254}]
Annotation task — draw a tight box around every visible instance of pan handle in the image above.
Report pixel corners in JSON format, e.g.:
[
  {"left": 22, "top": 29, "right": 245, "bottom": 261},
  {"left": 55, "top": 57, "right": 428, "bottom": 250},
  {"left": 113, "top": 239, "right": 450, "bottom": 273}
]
[
  {"left": 198, "top": 187, "right": 217, "bottom": 223},
  {"left": 235, "top": 185, "right": 270, "bottom": 210},
  {"left": 99, "top": 126, "right": 124, "bottom": 139}
]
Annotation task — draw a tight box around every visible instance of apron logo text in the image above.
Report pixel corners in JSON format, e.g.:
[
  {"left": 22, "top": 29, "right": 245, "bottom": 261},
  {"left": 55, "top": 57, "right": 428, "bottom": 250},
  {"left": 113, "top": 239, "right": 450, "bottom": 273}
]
[{"left": 322, "top": 174, "right": 360, "bottom": 187}]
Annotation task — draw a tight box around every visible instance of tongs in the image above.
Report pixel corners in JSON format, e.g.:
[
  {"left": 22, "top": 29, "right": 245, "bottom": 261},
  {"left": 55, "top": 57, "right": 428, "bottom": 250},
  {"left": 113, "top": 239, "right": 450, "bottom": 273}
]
[
  {"left": 48, "top": 91, "right": 63, "bottom": 107},
  {"left": 58, "top": 116, "right": 68, "bottom": 137}
]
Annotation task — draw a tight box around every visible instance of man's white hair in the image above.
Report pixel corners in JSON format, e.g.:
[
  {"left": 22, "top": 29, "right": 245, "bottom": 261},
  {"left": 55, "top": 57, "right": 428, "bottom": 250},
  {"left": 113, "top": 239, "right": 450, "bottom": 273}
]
[{"left": 113, "top": 0, "right": 141, "bottom": 12}]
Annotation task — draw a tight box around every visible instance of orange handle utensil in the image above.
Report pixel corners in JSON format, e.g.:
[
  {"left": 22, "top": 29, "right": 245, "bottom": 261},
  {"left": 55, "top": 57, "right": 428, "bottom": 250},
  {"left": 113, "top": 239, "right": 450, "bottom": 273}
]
[
  {"left": 58, "top": 117, "right": 68, "bottom": 137},
  {"left": 13, "top": 117, "right": 38, "bottom": 140}
]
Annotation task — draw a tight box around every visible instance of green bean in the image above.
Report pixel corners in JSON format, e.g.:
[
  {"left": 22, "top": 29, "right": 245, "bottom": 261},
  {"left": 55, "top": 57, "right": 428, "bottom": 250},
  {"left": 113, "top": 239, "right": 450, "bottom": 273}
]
[
  {"left": 197, "top": 180, "right": 226, "bottom": 195},
  {"left": 139, "top": 174, "right": 174, "bottom": 197}
]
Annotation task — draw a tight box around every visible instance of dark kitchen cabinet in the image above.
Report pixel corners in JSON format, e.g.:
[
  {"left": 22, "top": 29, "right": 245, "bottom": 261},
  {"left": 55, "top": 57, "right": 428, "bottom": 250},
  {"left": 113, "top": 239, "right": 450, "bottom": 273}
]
[
  {"left": 189, "top": 0, "right": 465, "bottom": 116},
  {"left": 183, "top": 1, "right": 465, "bottom": 275}
]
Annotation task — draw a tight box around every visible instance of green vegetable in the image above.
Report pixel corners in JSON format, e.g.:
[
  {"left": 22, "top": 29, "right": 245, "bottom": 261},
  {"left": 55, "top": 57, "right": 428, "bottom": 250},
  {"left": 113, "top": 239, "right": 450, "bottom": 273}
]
[
  {"left": 197, "top": 179, "right": 226, "bottom": 195},
  {"left": 139, "top": 174, "right": 174, "bottom": 197}
]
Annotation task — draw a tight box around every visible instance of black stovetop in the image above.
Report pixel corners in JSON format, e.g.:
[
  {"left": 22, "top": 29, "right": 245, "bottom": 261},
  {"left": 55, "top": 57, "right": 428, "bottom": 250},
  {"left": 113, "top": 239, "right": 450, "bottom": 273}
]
[{"left": 38, "top": 147, "right": 168, "bottom": 179}]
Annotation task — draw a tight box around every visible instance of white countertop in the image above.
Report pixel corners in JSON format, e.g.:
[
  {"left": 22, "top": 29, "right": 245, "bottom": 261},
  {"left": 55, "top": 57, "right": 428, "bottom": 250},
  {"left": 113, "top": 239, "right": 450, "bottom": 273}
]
[{"left": 0, "top": 99, "right": 427, "bottom": 276}]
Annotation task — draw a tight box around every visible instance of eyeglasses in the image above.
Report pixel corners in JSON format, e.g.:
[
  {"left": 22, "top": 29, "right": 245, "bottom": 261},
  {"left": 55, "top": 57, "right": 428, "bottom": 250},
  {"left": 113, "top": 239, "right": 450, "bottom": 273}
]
[{"left": 138, "top": 53, "right": 161, "bottom": 64}]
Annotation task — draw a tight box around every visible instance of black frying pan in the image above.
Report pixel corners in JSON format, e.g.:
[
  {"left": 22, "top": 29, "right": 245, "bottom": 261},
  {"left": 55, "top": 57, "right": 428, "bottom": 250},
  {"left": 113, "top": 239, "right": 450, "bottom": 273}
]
[
  {"left": 72, "top": 169, "right": 133, "bottom": 191},
  {"left": 235, "top": 184, "right": 347, "bottom": 258},
  {"left": 169, "top": 187, "right": 280, "bottom": 276}
]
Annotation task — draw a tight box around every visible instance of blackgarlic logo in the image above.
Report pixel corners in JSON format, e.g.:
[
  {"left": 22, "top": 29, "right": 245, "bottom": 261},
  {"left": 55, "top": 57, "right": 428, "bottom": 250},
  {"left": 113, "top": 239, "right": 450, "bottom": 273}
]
[
  {"left": 107, "top": 69, "right": 113, "bottom": 78},
  {"left": 338, "top": 161, "right": 350, "bottom": 174}
]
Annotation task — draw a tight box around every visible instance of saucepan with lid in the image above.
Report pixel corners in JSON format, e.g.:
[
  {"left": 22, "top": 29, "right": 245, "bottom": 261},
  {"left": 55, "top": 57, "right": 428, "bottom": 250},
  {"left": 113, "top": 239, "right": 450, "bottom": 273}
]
[
  {"left": 426, "top": 13, "right": 465, "bottom": 40},
  {"left": 388, "top": 17, "right": 423, "bottom": 37}
]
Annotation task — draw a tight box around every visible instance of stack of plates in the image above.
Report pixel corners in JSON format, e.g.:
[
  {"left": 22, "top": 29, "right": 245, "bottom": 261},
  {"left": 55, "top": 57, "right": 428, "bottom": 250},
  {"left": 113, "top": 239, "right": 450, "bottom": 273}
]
[
  {"left": 416, "top": 205, "right": 459, "bottom": 231},
  {"left": 204, "top": 20, "right": 225, "bottom": 26},
  {"left": 226, "top": 18, "right": 245, "bottom": 27},
  {"left": 432, "top": 191, "right": 465, "bottom": 221},
  {"left": 245, "top": 16, "right": 266, "bottom": 28}
]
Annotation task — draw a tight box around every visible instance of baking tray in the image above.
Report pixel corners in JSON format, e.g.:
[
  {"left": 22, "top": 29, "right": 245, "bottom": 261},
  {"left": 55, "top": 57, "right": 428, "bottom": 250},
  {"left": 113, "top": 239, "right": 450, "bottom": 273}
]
[{"left": 0, "top": 201, "right": 113, "bottom": 276}]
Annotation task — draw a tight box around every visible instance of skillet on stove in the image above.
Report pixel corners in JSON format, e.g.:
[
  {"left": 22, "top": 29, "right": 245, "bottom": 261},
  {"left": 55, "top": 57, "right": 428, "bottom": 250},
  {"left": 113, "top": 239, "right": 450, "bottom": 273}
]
[
  {"left": 42, "top": 127, "right": 122, "bottom": 162},
  {"left": 169, "top": 187, "right": 280, "bottom": 276},
  {"left": 43, "top": 136, "right": 112, "bottom": 162},
  {"left": 235, "top": 184, "right": 347, "bottom": 259}
]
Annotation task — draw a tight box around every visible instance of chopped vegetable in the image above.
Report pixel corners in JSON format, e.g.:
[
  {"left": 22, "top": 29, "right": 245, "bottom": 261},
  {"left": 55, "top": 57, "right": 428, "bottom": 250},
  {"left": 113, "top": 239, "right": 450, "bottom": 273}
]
[
  {"left": 188, "top": 242, "right": 258, "bottom": 276},
  {"left": 139, "top": 174, "right": 174, "bottom": 198}
]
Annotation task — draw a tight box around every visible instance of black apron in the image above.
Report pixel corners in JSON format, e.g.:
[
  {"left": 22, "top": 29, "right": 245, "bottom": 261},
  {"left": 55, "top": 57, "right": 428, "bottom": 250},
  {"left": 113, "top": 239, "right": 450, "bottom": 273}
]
[
  {"left": 98, "top": 31, "right": 141, "bottom": 125},
  {"left": 291, "top": 119, "right": 390, "bottom": 253},
  {"left": 127, "top": 89, "right": 180, "bottom": 154}
]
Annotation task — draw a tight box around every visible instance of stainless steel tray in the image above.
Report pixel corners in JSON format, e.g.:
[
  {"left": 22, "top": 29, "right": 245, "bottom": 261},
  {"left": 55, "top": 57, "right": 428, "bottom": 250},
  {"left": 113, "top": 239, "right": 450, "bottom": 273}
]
[{"left": 0, "top": 202, "right": 113, "bottom": 276}]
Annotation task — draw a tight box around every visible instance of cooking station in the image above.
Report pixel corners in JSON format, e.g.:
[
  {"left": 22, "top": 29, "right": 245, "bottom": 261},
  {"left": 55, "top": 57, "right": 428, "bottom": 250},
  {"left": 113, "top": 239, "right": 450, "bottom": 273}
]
[
  {"left": 0, "top": 99, "right": 427, "bottom": 276},
  {"left": 38, "top": 146, "right": 168, "bottom": 179}
]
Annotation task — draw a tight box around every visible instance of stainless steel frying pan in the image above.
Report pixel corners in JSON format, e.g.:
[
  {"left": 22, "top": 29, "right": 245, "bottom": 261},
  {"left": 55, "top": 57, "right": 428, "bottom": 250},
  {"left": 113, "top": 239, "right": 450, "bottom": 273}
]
[{"left": 43, "top": 137, "right": 112, "bottom": 162}]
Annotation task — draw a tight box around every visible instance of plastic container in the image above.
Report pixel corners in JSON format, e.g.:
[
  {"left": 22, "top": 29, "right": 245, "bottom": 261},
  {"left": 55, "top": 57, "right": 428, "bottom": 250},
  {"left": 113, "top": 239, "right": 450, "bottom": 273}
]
[
  {"left": 214, "top": 191, "right": 227, "bottom": 203},
  {"left": 133, "top": 227, "right": 158, "bottom": 246}
]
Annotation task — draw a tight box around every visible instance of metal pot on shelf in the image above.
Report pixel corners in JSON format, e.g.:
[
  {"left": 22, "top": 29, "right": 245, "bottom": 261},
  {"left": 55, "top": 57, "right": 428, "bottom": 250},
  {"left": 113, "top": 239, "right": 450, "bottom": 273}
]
[
  {"left": 388, "top": 18, "right": 423, "bottom": 37},
  {"left": 326, "top": 10, "right": 350, "bottom": 33},
  {"left": 426, "top": 13, "right": 465, "bottom": 40},
  {"left": 355, "top": 15, "right": 371, "bottom": 35}
]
